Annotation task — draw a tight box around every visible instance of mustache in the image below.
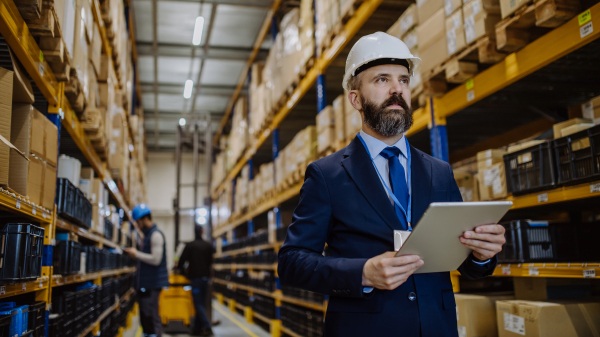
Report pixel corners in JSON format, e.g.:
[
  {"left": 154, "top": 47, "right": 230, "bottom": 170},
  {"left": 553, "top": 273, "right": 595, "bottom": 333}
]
[{"left": 381, "top": 95, "right": 409, "bottom": 111}]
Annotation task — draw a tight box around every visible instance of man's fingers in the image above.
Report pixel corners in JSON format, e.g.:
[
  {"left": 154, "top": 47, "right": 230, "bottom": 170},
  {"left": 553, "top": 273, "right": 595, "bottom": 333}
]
[
  {"left": 461, "top": 242, "right": 497, "bottom": 256},
  {"left": 463, "top": 232, "right": 505, "bottom": 243},
  {"left": 474, "top": 224, "right": 505, "bottom": 234},
  {"left": 388, "top": 254, "right": 421, "bottom": 267},
  {"left": 460, "top": 237, "right": 501, "bottom": 252}
]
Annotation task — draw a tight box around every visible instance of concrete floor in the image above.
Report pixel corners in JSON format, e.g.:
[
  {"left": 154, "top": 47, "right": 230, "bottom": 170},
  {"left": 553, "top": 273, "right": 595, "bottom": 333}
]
[{"left": 123, "top": 300, "right": 272, "bottom": 337}]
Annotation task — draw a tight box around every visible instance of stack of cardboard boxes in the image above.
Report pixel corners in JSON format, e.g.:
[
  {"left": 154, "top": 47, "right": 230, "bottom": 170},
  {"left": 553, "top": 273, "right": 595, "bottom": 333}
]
[
  {"left": 0, "top": 54, "right": 58, "bottom": 211},
  {"left": 316, "top": 106, "right": 335, "bottom": 154},
  {"left": 477, "top": 149, "right": 508, "bottom": 201},
  {"left": 387, "top": 5, "right": 421, "bottom": 95},
  {"left": 230, "top": 97, "right": 249, "bottom": 165}
]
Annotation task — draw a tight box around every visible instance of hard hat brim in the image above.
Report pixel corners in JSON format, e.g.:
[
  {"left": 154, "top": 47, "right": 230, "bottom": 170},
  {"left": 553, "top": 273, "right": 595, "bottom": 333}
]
[{"left": 343, "top": 56, "right": 421, "bottom": 91}]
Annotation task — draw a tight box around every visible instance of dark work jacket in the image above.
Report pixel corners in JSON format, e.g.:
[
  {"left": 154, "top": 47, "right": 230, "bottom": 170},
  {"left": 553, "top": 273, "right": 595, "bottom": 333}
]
[
  {"left": 178, "top": 238, "right": 213, "bottom": 279},
  {"left": 138, "top": 224, "right": 169, "bottom": 290},
  {"left": 278, "top": 137, "right": 497, "bottom": 337}
]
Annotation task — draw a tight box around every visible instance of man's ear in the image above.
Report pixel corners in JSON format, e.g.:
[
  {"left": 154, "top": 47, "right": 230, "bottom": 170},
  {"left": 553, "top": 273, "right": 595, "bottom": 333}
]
[{"left": 348, "top": 90, "right": 362, "bottom": 111}]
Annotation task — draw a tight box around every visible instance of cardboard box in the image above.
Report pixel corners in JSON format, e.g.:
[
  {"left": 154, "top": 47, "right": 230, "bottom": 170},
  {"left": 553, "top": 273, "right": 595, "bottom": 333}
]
[
  {"left": 499, "top": 0, "right": 532, "bottom": 19},
  {"left": 55, "top": 0, "right": 76, "bottom": 59},
  {"left": 455, "top": 294, "right": 513, "bottom": 337},
  {"left": 561, "top": 123, "right": 594, "bottom": 137},
  {"left": 387, "top": 17, "right": 402, "bottom": 38},
  {"left": 9, "top": 105, "right": 34, "bottom": 196},
  {"left": 581, "top": 95, "right": 600, "bottom": 124},
  {"left": 8, "top": 50, "right": 34, "bottom": 104},
  {"left": 45, "top": 116, "right": 58, "bottom": 166},
  {"left": 42, "top": 162, "right": 56, "bottom": 209},
  {"left": 444, "top": 0, "right": 462, "bottom": 16},
  {"left": 446, "top": 9, "right": 466, "bottom": 56},
  {"left": 403, "top": 28, "right": 419, "bottom": 53},
  {"left": 80, "top": 167, "right": 95, "bottom": 180},
  {"left": 417, "top": 0, "right": 445, "bottom": 24},
  {"left": 25, "top": 155, "right": 44, "bottom": 205},
  {"left": 316, "top": 105, "right": 335, "bottom": 134},
  {"left": 345, "top": 107, "right": 362, "bottom": 140},
  {"left": 29, "top": 107, "right": 45, "bottom": 159},
  {"left": 333, "top": 95, "right": 346, "bottom": 143},
  {"left": 463, "top": 0, "right": 501, "bottom": 44},
  {"left": 90, "top": 178, "right": 105, "bottom": 205},
  {"left": 552, "top": 118, "right": 593, "bottom": 139},
  {"left": 476, "top": 148, "right": 507, "bottom": 167},
  {"left": 0, "top": 67, "right": 13, "bottom": 186},
  {"left": 400, "top": 4, "right": 419, "bottom": 36},
  {"left": 295, "top": 126, "right": 317, "bottom": 163},
  {"left": 318, "top": 128, "right": 336, "bottom": 154},
  {"left": 478, "top": 162, "right": 507, "bottom": 200},
  {"left": 454, "top": 171, "right": 479, "bottom": 201},
  {"left": 89, "top": 24, "right": 102, "bottom": 76},
  {"left": 496, "top": 300, "right": 600, "bottom": 337},
  {"left": 418, "top": 9, "right": 448, "bottom": 74},
  {"left": 97, "top": 54, "right": 111, "bottom": 82}
]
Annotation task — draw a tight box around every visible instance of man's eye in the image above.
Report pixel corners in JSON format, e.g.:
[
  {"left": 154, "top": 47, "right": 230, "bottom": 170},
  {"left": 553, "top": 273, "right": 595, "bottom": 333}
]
[{"left": 377, "top": 78, "right": 387, "bottom": 83}]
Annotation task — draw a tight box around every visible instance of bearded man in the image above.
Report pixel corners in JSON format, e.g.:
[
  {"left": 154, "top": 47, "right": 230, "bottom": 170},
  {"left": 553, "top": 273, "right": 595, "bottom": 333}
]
[{"left": 277, "top": 32, "right": 506, "bottom": 337}]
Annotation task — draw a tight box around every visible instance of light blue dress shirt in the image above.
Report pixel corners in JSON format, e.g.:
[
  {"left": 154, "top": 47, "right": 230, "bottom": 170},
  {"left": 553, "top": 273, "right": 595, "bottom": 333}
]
[{"left": 358, "top": 130, "right": 488, "bottom": 295}]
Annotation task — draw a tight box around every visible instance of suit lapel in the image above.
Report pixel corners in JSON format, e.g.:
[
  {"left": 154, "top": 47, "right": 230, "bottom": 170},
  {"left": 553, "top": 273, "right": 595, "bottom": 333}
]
[
  {"left": 409, "top": 145, "right": 432, "bottom": 227},
  {"left": 341, "top": 137, "right": 404, "bottom": 231}
]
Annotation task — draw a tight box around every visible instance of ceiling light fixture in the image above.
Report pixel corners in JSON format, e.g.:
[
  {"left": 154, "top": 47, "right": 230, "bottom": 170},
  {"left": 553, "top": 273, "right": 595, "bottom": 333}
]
[
  {"left": 179, "top": 118, "right": 187, "bottom": 126},
  {"left": 183, "top": 79, "right": 194, "bottom": 99},
  {"left": 192, "top": 16, "right": 205, "bottom": 46}
]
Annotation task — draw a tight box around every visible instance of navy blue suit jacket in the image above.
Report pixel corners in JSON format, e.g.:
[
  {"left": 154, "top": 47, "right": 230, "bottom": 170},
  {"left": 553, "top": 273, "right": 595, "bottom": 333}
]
[{"left": 278, "top": 137, "right": 497, "bottom": 337}]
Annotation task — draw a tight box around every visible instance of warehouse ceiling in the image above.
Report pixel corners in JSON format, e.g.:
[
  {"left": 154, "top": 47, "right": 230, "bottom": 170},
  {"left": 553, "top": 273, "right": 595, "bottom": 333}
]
[{"left": 132, "top": 0, "right": 280, "bottom": 151}]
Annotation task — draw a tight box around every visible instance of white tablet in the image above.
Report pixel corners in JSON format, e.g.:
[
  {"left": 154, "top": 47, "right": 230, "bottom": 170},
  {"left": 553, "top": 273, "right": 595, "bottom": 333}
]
[{"left": 395, "top": 201, "right": 513, "bottom": 274}]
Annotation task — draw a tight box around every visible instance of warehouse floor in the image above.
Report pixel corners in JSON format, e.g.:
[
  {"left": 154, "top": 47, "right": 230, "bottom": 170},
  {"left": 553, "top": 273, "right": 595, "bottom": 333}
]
[{"left": 123, "top": 300, "right": 271, "bottom": 337}]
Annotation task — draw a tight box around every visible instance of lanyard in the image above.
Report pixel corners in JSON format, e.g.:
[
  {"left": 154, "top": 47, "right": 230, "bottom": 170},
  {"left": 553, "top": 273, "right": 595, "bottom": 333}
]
[{"left": 356, "top": 133, "right": 412, "bottom": 230}]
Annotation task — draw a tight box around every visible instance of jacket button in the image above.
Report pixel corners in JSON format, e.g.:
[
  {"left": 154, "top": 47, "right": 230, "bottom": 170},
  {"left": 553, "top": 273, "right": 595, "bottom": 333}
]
[{"left": 408, "top": 292, "right": 416, "bottom": 301}]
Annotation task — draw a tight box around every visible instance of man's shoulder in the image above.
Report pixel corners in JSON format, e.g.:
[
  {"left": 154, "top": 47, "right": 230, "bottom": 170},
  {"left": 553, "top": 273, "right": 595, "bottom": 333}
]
[
  {"left": 412, "top": 146, "right": 451, "bottom": 170},
  {"left": 310, "top": 148, "right": 346, "bottom": 172}
]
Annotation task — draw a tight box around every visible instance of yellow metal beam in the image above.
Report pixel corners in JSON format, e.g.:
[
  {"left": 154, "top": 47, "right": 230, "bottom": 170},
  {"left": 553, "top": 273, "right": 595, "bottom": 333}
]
[
  {"left": 0, "top": 276, "right": 49, "bottom": 299},
  {"left": 493, "top": 263, "right": 600, "bottom": 279},
  {"left": 437, "top": 4, "right": 600, "bottom": 119},
  {"left": 212, "top": 0, "right": 385, "bottom": 198},
  {"left": 508, "top": 179, "right": 600, "bottom": 209},
  {"left": 214, "top": 0, "right": 283, "bottom": 144},
  {"left": 0, "top": 0, "right": 59, "bottom": 103},
  {"left": 0, "top": 188, "right": 53, "bottom": 223}
]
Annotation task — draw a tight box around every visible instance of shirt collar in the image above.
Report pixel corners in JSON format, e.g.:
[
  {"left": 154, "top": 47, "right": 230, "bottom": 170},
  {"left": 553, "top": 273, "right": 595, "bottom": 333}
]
[{"left": 359, "top": 129, "right": 407, "bottom": 160}]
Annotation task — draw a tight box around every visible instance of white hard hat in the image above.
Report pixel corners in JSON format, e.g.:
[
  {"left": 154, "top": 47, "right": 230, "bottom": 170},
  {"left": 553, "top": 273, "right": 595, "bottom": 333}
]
[{"left": 343, "top": 32, "right": 421, "bottom": 91}]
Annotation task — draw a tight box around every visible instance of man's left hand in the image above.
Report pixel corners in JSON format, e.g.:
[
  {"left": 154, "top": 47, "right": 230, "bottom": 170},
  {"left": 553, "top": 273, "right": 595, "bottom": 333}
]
[
  {"left": 124, "top": 247, "right": 138, "bottom": 258},
  {"left": 459, "top": 224, "right": 505, "bottom": 261}
]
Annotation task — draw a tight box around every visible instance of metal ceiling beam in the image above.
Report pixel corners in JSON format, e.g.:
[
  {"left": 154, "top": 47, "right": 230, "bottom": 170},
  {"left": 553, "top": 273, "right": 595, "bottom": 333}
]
[
  {"left": 137, "top": 42, "right": 269, "bottom": 60},
  {"left": 140, "top": 82, "right": 245, "bottom": 97},
  {"left": 153, "top": 0, "right": 159, "bottom": 150},
  {"left": 132, "top": 0, "right": 272, "bottom": 8}
]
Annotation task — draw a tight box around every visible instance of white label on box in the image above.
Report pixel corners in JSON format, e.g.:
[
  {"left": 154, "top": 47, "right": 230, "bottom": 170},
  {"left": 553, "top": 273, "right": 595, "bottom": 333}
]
[
  {"left": 486, "top": 158, "right": 492, "bottom": 167},
  {"left": 504, "top": 313, "right": 526, "bottom": 335},
  {"left": 471, "top": 0, "right": 481, "bottom": 15},
  {"left": 447, "top": 29, "right": 457, "bottom": 55},
  {"left": 0, "top": 286, "right": 5, "bottom": 295},
  {"left": 582, "top": 101, "right": 594, "bottom": 119},
  {"left": 453, "top": 14, "right": 461, "bottom": 29},
  {"left": 43, "top": 211, "right": 47, "bottom": 219},
  {"left": 464, "top": 15, "right": 476, "bottom": 43},
  {"left": 467, "top": 90, "right": 475, "bottom": 102},
  {"left": 416, "top": 0, "right": 426, "bottom": 7},
  {"left": 529, "top": 267, "right": 539, "bottom": 276},
  {"left": 458, "top": 325, "right": 466, "bottom": 337},
  {"left": 39, "top": 63, "right": 44, "bottom": 76},
  {"left": 484, "top": 166, "right": 500, "bottom": 186},
  {"left": 502, "top": 266, "right": 511, "bottom": 275},
  {"left": 591, "top": 183, "right": 600, "bottom": 193},
  {"left": 583, "top": 269, "right": 596, "bottom": 278},
  {"left": 400, "top": 15, "right": 413, "bottom": 34},
  {"left": 22, "top": 283, "right": 26, "bottom": 291},
  {"left": 16, "top": 200, "right": 20, "bottom": 209},
  {"left": 538, "top": 193, "right": 548, "bottom": 203},
  {"left": 581, "top": 22, "right": 593, "bottom": 38},
  {"left": 492, "top": 178, "right": 503, "bottom": 195},
  {"left": 444, "top": 0, "right": 454, "bottom": 16}
]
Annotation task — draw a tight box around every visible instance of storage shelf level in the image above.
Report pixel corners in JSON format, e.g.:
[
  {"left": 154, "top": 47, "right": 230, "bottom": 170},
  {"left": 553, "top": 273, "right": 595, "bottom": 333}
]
[
  {"left": 55, "top": 218, "right": 121, "bottom": 249},
  {"left": 216, "top": 242, "right": 283, "bottom": 258},
  {"left": 0, "top": 277, "right": 50, "bottom": 299},
  {"left": 0, "top": 188, "right": 53, "bottom": 224},
  {"left": 507, "top": 180, "right": 600, "bottom": 209},
  {"left": 493, "top": 263, "right": 600, "bottom": 279},
  {"left": 213, "top": 263, "right": 278, "bottom": 271},
  {"left": 52, "top": 267, "right": 136, "bottom": 287}
]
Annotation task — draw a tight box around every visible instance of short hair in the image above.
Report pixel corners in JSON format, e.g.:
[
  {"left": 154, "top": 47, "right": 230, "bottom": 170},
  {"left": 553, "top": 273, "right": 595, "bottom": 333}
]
[
  {"left": 195, "top": 225, "right": 204, "bottom": 239},
  {"left": 348, "top": 73, "right": 362, "bottom": 91},
  {"left": 141, "top": 213, "right": 152, "bottom": 221}
]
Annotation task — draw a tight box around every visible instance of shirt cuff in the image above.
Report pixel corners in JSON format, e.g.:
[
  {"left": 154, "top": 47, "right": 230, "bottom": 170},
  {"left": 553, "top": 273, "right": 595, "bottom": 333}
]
[
  {"left": 363, "top": 287, "right": 374, "bottom": 294},
  {"left": 472, "top": 258, "right": 491, "bottom": 266}
]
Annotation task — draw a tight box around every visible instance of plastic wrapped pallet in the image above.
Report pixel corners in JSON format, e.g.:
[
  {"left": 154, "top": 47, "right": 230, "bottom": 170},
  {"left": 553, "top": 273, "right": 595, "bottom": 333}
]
[
  {"left": 275, "top": 150, "right": 286, "bottom": 189},
  {"left": 332, "top": 95, "right": 346, "bottom": 148},
  {"left": 418, "top": 9, "right": 448, "bottom": 75},
  {"left": 298, "top": 0, "right": 315, "bottom": 69},
  {"left": 446, "top": 9, "right": 466, "bottom": 56},
  {"left": 317, "top": 106, "right": 335, "bottom": 154},
  {"left": 230, "top": 96, "right": 249, "bottom": 164},
  {"left": 294, "top": 126, "right": 317, "bottom": 167}
]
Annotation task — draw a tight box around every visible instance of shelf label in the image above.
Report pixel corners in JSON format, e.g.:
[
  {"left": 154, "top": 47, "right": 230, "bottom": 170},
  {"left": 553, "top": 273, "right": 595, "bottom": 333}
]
[
  {"left": 467, "top": 90, "right": 475, "bottom": 102},
  {"left": 38, "top": 63, "right": 44, "bottom": 76},
  {"left": 16, "top": 200, "right": 20, "bottom": 209},
  {"left": 537, "top": 193, "right": 548, "bottom": 203},
  {"left": 579, "top": 10, "right": 591, "bottom": 26},
  {"left": 502, "top": 266, "right": 511, "bottom": 275},
  {"left": 39, "top": 281, "right": 43, "bottom": 288},
  {"left": 22, "top": 283, "right": 26, "bottom": 291},
  {"left": 39, "top": 50, "right": 44, "bottom": 63},
  {"left": 42, "top": 211, "right": 46, "bottom": 219},
  {"left": 466, "top": 79, "right": 474, "bottom": 90},
  {"left": 529, "top": 267, "right": 539, "bottom": 276},
  {"left": 581, "top": 22, "right": 593, "bottom": 39},
  {"left": 591, "top": 183, "right": 600, "bottom": 193},
  {"left": 0, "top": 286, "right": 5, "bottom": 295},
  {"left": 32, "top": 208, "right": 36, "bottom": 215},
  {"left": 583, "top": 269, "right": 596, "bottom": 278}
]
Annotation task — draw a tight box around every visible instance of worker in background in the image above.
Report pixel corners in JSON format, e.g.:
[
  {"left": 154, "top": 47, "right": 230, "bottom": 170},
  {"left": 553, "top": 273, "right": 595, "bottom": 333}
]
[
  {"left": 278, "top": 32, "right": 506, "bottom": 336},
  {"left": 177, "top": 225, "right": 214, "bottom": 337},
  {"left": 124, "top": 203, "right": 169, "bottom": 337}
]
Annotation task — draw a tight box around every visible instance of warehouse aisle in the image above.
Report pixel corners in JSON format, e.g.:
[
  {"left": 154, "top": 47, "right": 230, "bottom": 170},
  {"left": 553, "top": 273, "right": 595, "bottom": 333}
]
[{"left": 123, "top": 300, "right": 271, "bottom": 337}]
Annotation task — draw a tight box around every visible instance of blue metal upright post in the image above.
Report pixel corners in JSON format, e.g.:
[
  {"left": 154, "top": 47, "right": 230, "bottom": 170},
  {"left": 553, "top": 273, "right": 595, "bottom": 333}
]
[
  {"left": 428, "top": 97, "right": 449, "bottom": 162},
  {"left": 247, "top": 159, "right": 254, "bottom": 235},
  {"left": 317, "top": 74, "right": 327, "bottom": 113}
]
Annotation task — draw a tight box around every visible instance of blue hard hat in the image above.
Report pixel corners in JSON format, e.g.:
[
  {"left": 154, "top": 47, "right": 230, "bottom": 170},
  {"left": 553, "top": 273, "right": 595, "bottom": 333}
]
[{"left": 132, "top": 203, "right": 152, "bottom": 221}]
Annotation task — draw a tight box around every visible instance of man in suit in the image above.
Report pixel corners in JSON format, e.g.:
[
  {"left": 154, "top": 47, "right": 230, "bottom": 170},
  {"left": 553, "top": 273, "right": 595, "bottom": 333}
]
[{"left": 278, "top": 32, "right": 506, "bottom": 336}]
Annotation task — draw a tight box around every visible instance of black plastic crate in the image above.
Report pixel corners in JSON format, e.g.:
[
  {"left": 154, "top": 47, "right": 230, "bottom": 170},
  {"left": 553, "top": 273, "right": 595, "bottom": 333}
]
[
  {"left": 554, "top": 124, "right": 600, "bottom": 185},
  {"left": 56, "top": 178, "right": 93, "bottom": 228},
  {"left": 504, "top": 141, "right": 557, "bottom": 195},
  {"left": 104, "top": 219, "right": 114, "bottom": 241},
  {"left": 499, "top": 220, "right": 557, "bottom": 263},
  {"left": 0, "top": 223, "right": 45, "bottom": 282},
  {"left": 53, "top": 241, "right": 81, "bottom": 275},
  {"left": 47, "top": 314, "right": 63, "bottom": 337},
  {"left": 27, "top": 302, "right": 45, "bottom": 333},
  {"left": 0, "top": 315, "right": 10, "bottom": 337}
]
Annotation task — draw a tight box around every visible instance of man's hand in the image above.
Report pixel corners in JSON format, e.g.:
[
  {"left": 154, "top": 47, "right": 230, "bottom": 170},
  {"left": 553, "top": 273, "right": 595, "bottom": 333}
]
[
  {"left": 124, "top": 247, "right": 138, "bottom": 258},
  {"left": 460, "top": 224, "right": 506, "bottom": 261},
  {"left": 362, "top": 252, "right": 424, "bottom": 290}
]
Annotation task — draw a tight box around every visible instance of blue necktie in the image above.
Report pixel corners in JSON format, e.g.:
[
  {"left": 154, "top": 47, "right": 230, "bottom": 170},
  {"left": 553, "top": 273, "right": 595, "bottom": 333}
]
[{"left": 380, "top": 147, "right": 409, "bottom": 229}]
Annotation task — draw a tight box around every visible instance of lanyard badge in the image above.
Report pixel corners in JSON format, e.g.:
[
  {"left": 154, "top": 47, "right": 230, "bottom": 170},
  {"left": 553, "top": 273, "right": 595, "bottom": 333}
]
[{"left": 356, "top": 133, "right": 412, "bottom": 230}]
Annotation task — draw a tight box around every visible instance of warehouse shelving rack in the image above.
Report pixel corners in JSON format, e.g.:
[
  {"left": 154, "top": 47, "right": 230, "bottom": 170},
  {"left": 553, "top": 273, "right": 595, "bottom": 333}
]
[
  {"left": 211, "top": 1, "right": 600, "bottom": 336},
  {"left": 0, "top": 0, "right": 141, "bottom": 335}
]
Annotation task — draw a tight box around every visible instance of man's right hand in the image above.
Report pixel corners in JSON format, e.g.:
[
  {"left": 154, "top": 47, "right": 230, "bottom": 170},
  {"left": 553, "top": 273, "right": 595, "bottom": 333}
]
[{"left": 362, "top": 252, "right": 424, "bottom": 290}]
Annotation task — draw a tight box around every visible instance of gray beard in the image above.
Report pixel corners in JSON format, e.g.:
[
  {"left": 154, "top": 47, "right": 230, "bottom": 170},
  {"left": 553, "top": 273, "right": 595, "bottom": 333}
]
[{"left": 361, "top": 96, "right": 413, "bottom": 137}]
